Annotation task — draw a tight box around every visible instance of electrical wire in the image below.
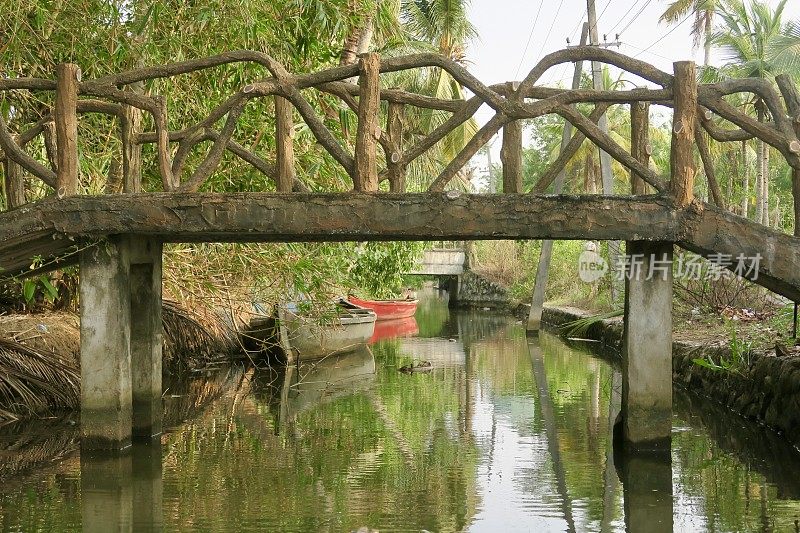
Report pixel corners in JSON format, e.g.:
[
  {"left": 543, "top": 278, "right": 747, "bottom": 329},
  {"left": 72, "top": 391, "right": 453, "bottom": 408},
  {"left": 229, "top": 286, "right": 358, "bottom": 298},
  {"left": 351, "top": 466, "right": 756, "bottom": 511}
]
[
  {"left": 514, "top": 2, "right": 546, "bottom": 79},
  {"left": 534, "top": 0, "right": 567, "bottom": 65},
  {"left": 617, "top": 0, "right": 655, "bottom": 38},
  {"left": 633, "top": 13, "right": 692, "bottom": 58},
  {"left": 623, "top": 42, "right": 673, "bottom": 62},
  {"left": 606, "top": 0, "right": 643, "bottom": 34}
]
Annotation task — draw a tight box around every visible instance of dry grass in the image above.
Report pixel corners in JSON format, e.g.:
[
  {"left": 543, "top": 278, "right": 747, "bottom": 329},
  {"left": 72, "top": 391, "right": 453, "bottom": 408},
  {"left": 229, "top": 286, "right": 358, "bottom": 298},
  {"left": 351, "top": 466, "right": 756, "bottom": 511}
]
[{"left": 472, "top": 241, "right": 529, "bottom": 287}]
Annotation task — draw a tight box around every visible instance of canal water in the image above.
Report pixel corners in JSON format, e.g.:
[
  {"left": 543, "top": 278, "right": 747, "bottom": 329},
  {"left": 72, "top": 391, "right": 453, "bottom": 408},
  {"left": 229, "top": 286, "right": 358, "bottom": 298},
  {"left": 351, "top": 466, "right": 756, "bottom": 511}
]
[{"left": 2, "top": 292, "right": 800, "bottom": 531}]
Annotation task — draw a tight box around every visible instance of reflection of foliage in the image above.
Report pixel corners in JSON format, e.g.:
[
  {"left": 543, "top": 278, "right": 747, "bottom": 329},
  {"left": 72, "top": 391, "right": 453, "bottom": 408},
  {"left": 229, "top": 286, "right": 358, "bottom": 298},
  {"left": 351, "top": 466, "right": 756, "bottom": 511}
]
[
  {"left": 414, "top": 291, "right": 450, "bottom": 336},
  {"left": 347, "top": 242, "right": 424, "bottom": 299}
]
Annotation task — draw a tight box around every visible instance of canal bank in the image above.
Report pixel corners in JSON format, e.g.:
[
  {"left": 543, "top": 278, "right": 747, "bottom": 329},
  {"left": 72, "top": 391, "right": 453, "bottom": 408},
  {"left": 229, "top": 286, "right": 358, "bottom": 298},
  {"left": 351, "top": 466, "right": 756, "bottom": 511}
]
[{"left": 524, "top": 303, "right": 800, "bottom": 448}]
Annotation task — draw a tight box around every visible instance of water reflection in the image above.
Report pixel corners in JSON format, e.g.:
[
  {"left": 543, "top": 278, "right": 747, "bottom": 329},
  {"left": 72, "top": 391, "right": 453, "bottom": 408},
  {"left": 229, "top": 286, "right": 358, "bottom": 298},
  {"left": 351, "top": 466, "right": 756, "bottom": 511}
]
[
  {"left": 3, "top": 294, "right": 800, "bottom": 531},
  {"left": 80, "top": 441, "right": 163, "bottom": 532}
]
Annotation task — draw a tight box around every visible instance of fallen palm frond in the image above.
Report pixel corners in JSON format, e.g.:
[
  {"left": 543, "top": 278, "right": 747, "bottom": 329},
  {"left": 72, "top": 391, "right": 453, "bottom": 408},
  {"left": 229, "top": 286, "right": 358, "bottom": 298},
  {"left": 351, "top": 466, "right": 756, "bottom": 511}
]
[
  {"left": 162, "top": 299, "right": 232, "bottom": 370},
  {"left": 0, "top": 339, "right": 80, "bottom": 423},
  {"left": 559, "top": 309, "right": 624, "bottom": 339}
]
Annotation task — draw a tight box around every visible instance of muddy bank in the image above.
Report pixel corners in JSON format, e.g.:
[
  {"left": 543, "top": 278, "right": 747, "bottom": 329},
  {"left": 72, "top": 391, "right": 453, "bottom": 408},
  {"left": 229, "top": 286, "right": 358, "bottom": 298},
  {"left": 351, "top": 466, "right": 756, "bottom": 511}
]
[
  {"left": 0, "top": 301, "right": 239, "bottom": 423},
  {"left": 521, "top": 303, "right": 800, "bottom": 447}
]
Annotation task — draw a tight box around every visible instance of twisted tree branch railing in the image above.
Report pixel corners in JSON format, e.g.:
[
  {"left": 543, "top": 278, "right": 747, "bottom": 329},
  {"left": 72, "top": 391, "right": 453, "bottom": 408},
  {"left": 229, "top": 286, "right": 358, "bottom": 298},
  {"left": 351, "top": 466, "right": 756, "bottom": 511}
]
[{"left": 2, "top": 46, "right": 800, "bottom": 229}]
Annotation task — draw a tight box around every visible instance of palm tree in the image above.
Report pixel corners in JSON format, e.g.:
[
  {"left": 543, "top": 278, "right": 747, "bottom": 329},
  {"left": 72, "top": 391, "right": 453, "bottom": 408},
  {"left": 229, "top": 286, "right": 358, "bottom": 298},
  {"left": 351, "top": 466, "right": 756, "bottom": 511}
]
[
  {"left": 660, "top": 0, "right": 721, "bottom": 65},
  {"left": 709, "top": 0, "right": 800, "bottom": 226}
]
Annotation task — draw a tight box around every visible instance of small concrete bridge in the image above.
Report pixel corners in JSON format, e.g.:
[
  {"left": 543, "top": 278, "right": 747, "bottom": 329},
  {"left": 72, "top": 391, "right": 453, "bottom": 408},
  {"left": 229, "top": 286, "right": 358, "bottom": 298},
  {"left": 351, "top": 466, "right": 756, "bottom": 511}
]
[
  {"left": 409, "top": 245, "right": 466, "bottom": 275},
  {"left": 2, "top": 47, "right": 800, "bottom": 457}
]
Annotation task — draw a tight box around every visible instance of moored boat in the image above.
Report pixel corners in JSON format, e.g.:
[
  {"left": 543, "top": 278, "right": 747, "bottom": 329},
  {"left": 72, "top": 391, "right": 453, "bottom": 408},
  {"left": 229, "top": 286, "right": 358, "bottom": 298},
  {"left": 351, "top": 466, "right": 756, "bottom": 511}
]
[
  {"left": 347, "top": 295, "right": 418, "bottom": 321},
  {"left": 277, "top": 299, "right": 376, "bottom": 363}
]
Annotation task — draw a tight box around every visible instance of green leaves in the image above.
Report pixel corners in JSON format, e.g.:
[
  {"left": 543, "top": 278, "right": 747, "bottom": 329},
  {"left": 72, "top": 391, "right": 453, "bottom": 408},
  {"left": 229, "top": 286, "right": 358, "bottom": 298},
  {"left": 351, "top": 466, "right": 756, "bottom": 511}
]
[{"left": 347, "top": 241, "right": 424, "bottom": 299}]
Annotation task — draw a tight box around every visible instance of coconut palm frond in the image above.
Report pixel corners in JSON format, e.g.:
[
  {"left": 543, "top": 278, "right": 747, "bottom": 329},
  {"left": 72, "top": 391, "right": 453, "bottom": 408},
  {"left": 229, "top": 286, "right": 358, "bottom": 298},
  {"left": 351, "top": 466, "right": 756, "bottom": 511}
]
[
  {"left": 0, "top": 339, "right": 80, "bottom": 422},
  {"left": 559, "top": 310, "right": 624, "bottom": 338}
]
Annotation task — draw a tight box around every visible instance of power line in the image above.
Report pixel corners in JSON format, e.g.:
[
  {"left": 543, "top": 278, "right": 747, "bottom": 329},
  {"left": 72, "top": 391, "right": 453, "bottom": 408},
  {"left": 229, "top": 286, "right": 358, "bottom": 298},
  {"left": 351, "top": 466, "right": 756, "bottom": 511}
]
[
  {"left": 594, "top": 0, "right": 612, "bottom": 26},
  {"left": 514, "top": 2, "right": 546, "bottom": 79},
  {"left": 588, "top": 0, "right": 612, "bottom": 39},
  {"left": 567, "top": 9, "right": 588, "bottom": 42},
  {"left": 534, "top": 0, "right": 567, "bottom": 64},
  {"left": 606, "top": 0, "right": 643, "bottom": 34},
  {"left": 617, "top": 0, "right": 656, "bottom": 38},
  {"left": 623, "top": 42, "right": 673, "bottom": 62},
  {"left": 633, "top": 13, "right": 692, "bottom": 58}
]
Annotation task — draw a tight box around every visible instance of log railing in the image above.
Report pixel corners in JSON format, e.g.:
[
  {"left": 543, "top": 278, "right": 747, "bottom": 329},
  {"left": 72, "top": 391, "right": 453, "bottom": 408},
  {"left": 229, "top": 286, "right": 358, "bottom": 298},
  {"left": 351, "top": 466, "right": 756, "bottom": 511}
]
[{"left": 2, "top": 47, "right": 800, "bottom": 228}]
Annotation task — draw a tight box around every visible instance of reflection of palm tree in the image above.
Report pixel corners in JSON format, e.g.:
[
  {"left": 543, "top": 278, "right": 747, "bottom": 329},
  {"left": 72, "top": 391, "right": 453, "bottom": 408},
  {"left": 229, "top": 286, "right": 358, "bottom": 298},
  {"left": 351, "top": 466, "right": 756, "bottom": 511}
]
[{"left": 527, "top": 339, "right": 576, "bottom": 533}]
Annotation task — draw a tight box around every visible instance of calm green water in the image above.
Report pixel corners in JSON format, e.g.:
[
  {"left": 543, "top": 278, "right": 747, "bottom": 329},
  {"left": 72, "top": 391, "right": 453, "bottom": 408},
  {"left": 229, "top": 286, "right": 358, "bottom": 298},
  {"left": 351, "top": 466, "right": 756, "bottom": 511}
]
[{"left": 2, "top": 292, "right": 800, "bottom": 532}]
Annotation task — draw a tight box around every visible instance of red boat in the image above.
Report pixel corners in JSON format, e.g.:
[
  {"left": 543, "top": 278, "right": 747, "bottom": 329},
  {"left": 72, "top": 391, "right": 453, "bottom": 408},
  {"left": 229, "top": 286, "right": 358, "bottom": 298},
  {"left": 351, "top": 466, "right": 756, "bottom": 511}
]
[{"left": 347, "top": 295, "right": 418, "bottom": 321}]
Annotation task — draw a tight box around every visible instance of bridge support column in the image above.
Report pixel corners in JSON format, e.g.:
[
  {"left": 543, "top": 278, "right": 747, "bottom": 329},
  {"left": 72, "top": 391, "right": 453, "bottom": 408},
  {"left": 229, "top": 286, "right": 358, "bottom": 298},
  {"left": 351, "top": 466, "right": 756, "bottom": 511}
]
[
  {"left": 128, "top": 237, "right": 163, "bottom": 439},
  {"left": 80, "top": 236, "right": 163, "bottom": 449},
  {"left": 621, "top": 241, "right": 672, "bottom": 450},
  {"left": 80, "top": 237, "right": 133, "bottom": 450}
]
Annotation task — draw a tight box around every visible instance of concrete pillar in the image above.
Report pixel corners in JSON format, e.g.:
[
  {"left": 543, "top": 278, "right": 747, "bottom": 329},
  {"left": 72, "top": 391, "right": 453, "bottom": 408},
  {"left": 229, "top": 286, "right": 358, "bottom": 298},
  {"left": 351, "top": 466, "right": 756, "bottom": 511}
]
[
  {"left": 80, "top": 238, "right": 133, "bottom": 450},
  {"left": 622, "top": 240, "right": 673, "bottom": 450},
  {"left": 128, "top": 237, "right": 163, "bottom": 439}
]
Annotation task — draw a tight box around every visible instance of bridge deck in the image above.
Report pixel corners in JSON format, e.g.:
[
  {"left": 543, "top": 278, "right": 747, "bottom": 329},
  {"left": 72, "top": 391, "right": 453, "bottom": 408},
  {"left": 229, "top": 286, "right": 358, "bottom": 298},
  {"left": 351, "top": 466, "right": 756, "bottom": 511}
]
[{"left": 2, "top": 192, "right": 799, "bottom": 300}]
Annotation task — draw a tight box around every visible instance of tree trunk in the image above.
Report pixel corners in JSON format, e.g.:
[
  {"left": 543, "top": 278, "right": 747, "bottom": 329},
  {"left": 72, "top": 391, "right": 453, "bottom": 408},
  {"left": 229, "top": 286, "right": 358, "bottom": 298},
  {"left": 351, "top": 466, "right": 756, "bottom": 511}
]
[
  {"left": 703, "top": 13, "right": 712, "bottom": 66},
  {"left": 742, "top": 141, "right": 749, "bottom": 218},
  {"left": 356, "top": 15, "right": 374, "bottom": 55},
  {"left": 755, "top": 139, "right": 764, "bottom": 224},
  {"left": 762, "top": 146, "right": 769, "bottom": 226}
]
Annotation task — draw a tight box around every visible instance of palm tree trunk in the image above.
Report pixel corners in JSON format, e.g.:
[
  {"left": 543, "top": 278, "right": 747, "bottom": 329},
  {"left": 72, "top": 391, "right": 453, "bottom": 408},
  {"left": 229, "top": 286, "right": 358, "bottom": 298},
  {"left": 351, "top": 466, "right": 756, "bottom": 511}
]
[
  {"left": 356, "top": 15, "right": 374, "bottom": 55},
  {"left": 755, "top": 139, "right": 764, "bottom": 224},
  {"left": 762, "top": 146, "right": 769, "bottom": 226},
  {"left": 741, "top": 141, "right": 749, "bottom": 218},
  {"left": 703, "top": 12, "right": 713, "bottom": 66}
]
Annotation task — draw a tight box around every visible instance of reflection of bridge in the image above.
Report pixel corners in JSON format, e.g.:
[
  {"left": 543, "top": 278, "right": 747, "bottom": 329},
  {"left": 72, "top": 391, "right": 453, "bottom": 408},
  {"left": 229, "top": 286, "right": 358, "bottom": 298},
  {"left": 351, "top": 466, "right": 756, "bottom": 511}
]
[{"left": 3, "top": 47, "right": 800, "bottom": 452}]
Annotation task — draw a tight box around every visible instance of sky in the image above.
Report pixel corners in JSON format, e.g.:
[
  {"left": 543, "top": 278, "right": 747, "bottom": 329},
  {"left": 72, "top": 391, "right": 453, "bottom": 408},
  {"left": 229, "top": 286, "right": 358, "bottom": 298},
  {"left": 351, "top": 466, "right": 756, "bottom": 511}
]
[{"left": 464, "top": 0, "right": 800, "bottom": 127}]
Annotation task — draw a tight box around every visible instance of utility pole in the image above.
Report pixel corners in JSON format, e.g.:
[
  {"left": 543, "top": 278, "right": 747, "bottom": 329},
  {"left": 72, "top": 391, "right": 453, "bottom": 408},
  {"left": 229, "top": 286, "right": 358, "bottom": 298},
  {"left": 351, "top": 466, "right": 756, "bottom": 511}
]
[
  {"left": 587, "top": 0, "right": 623, "bottom": 302},
  {"left": 485, "top": 135, "right": 497, "bottom": 193},
  {"left": 527, "top": 23, "right": 590, "bottom": 332}
]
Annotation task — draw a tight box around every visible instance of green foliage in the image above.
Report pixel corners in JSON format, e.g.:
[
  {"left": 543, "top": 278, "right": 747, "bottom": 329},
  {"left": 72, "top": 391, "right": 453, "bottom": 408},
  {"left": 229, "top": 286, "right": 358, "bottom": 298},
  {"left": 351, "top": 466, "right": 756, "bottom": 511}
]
[
  {"left": 560, "top": 309, "right": 624, "bottom": 338},
  {"left": 692, "top": 320, "right": 753, "bottom": 375},
  {"left": 347, "top": 241, "right": 424, "bottom": 299}
]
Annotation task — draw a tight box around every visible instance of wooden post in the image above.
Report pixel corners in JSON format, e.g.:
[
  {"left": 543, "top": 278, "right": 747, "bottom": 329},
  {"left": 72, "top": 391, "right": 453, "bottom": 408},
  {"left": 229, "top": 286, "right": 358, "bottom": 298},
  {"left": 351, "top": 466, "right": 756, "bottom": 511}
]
[
  {"left": 386, "top": 100, "right": 406, "bottom": 192},
  {"left": 669, "top": 61, "right": 697, "bottom": 206},
  {"left": 354, "top": 52, "right": 380, "bottom": 192},
  {"left": 55, "top": 63, "right": 80, "bottom": 197},
  {"left": 275, "top": 96, "right": 295, "bottom": 193},
  {"left": 500, "top": 120, "right": 523, "bottom": 193},
  {"left": 3, "top": 135, "right": 25, "bottom": 209},
  {"left": 629, "top": 100, "right": 650, "bottom": 195},
  {"left": 122, "top": 104, "right": 143, "bottom": 193}
]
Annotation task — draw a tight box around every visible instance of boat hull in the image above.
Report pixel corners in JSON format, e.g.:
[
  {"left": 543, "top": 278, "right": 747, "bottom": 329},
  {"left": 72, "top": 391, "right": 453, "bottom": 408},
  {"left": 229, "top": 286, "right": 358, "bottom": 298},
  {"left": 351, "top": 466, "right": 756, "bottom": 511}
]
[
  {"left": 348, "top": 296, "right": 418, "bottom": 321},
  {"left": 278, "top": 303, "right": 376, "bottom": 362}
]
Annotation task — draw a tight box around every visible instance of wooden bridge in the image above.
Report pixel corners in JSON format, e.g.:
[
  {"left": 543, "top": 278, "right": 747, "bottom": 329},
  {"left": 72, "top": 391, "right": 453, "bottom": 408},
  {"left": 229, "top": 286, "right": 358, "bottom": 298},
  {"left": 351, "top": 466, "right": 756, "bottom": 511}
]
[{"left": 3, "top": 46, "right": 800, "bottom": 452}]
